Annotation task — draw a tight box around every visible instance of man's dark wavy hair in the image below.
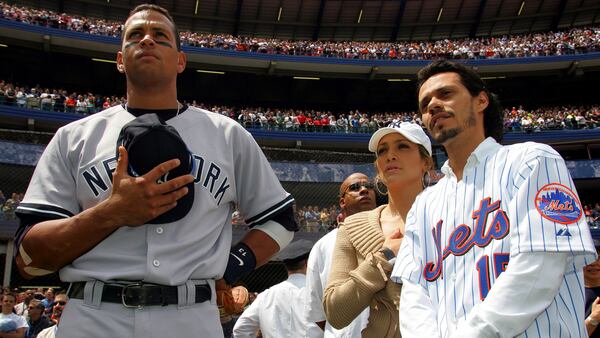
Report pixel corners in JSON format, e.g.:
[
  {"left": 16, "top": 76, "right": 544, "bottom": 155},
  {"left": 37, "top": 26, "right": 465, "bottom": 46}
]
[
  {"left": 416, "top": 60, "right": 504, "bottom": 142},
  {"left": 124, "top": 4, "right": 181, "bottom": 51}
]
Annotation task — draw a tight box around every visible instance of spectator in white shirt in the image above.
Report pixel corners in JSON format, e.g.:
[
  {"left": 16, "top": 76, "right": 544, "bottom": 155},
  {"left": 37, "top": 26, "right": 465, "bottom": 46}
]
[
  {"left": 304, "top": 173, "right": 377, "bottom": 337},
  {"left": 0, "top": 293, "right": 28, "bottom": 338},
  {"left": 233, "top": 240, "right": 321, "bottom": 338}
]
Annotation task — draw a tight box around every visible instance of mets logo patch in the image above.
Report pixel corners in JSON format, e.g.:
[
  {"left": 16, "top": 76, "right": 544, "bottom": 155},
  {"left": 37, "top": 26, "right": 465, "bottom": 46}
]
[{"left": 534, "top": 183, "right": 582, "bottom": 224}]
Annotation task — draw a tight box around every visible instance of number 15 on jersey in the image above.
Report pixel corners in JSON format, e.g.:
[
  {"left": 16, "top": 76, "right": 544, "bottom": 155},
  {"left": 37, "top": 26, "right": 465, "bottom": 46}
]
[{"left": 476, "top": 253, "right": 510, "bottom": 300}]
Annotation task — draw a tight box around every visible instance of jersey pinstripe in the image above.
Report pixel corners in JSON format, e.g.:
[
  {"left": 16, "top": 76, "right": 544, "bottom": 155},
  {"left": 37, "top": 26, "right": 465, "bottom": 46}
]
[
  {"left": 392, "top": 137, "right": 595, "bottom": 338},
  {"left": 16, "top": 105, "right": 293, "bottom": 285}
]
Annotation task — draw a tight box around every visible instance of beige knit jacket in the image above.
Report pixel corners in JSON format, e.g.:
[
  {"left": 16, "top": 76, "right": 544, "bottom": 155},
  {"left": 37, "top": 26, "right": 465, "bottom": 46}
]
[{"left": 323, "top": 205, "right": 401, "bottom": 338}]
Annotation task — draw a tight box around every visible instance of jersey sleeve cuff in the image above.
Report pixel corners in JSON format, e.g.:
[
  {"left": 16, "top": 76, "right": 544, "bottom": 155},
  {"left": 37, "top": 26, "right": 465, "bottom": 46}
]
[
  {"left": 16, "top": 203, "right": 74, "bottom": 219},
  {"left": 245, "top": 195, "right": 295, "bottom": 227}
]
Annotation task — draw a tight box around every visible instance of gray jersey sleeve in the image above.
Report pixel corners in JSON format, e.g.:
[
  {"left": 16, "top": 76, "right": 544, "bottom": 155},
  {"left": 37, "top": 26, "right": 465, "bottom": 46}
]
[
  {"left": 231, "top": 126, "right": 294, "bottom": 226},
  {"left": 17, "top": 127, "right": 79, "bottom": 219}
]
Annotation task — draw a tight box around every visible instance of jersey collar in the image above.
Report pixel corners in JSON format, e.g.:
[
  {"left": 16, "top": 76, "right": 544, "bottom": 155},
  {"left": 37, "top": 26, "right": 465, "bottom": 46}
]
[
  {"left": 441, "top": 137, "right": 500, "bottom": 178},
  {"left": 122, "top": 103, "right": 189, "bottom": 120}
]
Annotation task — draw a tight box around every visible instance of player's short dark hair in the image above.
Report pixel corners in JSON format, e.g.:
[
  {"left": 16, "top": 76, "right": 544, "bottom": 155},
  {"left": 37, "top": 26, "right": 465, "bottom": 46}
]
[
  {"left": 416, "top": 60, "right": 504, "bottom": 142},
  {"left": 283, "top": 258, "right": 307, "bottom": 271},
  {"left": 28, "top": 299, "right": 45, "bottom": 310},
  {"left": 123, "top": 4, "right": 181, "bottom": 51}
]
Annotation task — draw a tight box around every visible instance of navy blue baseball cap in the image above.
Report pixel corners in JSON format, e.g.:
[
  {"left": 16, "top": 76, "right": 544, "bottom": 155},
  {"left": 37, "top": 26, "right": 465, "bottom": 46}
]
[{"left": 117, "top": 113, "right": 194, "bottom": 224}]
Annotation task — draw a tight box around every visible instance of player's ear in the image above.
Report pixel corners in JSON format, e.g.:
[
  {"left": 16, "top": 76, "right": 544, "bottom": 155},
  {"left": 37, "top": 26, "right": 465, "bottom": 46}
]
[
  {"left": 177, "top": 51, "right": 187, "bottom": 74},
  {"left": 475, "top": 91, "right": 489, "bottom": 114},
  {"left": 116, "top": 52, "right": 125, "bottom": 74}
]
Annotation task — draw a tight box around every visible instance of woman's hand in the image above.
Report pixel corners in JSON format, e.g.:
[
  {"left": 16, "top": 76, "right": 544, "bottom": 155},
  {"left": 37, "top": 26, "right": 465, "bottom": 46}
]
[{"left": 383, "top": 228, "right": 403, "bottom": 255}]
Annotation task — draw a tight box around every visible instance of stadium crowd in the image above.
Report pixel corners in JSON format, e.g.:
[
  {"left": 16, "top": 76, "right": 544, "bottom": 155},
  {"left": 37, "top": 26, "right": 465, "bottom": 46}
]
[
  {"left": 0, "top": 80, "right": 124, "bottom": 114},
  {"left": 182, "top": 28, "right": 600, "bottom": 60},
  {"left": 295, "top": 205, "right": 342, "bottom": 233},
  {"left": 0, "top": 287, "right": 68, "bottom": 338},
  {"left": 0, "top": 190, "right": 22, "bottom": 221},
  {"left": 233, "top": 204, "right": 342, "bottom": 232},
  {"left": 1, "top": 80, "right": 599, "bottom": 133},
  {"left": 230, "top": 103, "right": 600, "bottom": 133},
  {"left": 1, "top": 1, "right": 599, "bottom": 60}
]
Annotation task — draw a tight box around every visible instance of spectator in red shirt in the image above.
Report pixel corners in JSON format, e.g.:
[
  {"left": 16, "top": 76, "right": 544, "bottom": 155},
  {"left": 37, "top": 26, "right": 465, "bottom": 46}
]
[
  {"left": 64, "top": 95, "right": 76, "bottom": 113},
  {"left": 389, "top": 48, "right": 397, "bottom": 60},
  {"left": 313, "top": 116, "right": 322, "bottom": 132},
  {"left": 305, "top": 113, "right": 315, "bottom": 132},
  {"left": 321, "top": 115, "right": 330, "bottom": 132},
  {"left": 102, "top": 97, "right": 111, "bottom": 110},
  {"left": 297, "top": 112, "right": 307, "bottom": 131}
]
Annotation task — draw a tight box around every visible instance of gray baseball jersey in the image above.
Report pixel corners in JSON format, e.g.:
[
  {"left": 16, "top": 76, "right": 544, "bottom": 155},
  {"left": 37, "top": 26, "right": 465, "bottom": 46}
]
[{"left": 16, "top": 105, "right": 294, "bottom": 285}]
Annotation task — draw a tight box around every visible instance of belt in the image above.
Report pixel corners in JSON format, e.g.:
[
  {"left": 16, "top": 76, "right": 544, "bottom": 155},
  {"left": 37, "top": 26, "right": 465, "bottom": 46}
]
[{"left": 68, "top": 281, "right": 211, "bottom": 308}]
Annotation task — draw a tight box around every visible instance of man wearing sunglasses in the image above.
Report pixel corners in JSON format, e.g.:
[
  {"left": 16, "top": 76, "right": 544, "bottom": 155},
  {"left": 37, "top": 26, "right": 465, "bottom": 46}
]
[
  {"left": 338, "top": 178, "right": 377, "bottom": 222},
  {"left": 305, "top": 173, "right": 377, "bottom": 337},
  {"left": 48, "top": 294, "right": 67, "bottom": 326},
  {"left": 34, "top": 294, "right": 68, "bottom": 338},
  {"left": 25, "top": 300, "right": 51, "bottom": 338}
]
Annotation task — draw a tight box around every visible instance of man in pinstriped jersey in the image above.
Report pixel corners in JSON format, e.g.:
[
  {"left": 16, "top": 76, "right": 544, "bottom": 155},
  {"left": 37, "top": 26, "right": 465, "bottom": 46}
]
[{"left": 392, "top": 60, "right": 596, "bottom": 338}]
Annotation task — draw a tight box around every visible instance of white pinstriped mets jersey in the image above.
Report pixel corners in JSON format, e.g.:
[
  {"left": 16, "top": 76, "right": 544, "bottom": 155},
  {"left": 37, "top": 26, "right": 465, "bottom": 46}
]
[
  {"left": 16, "top": 105, "right": 293, "bottom": 285},
  {"left": 392, "top": 137, "right": 596, "bottom": 338}
]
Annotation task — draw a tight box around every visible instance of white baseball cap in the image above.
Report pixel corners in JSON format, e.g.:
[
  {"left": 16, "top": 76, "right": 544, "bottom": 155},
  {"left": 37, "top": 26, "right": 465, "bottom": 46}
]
[{"left": 368, "top": 122, "right": 432, "bottom": 156}]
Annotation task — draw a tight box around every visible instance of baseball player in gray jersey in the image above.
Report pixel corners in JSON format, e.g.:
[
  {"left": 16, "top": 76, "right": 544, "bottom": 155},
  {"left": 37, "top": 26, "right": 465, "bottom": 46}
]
[{"left": 14, "top": 5, "right": 297, "bottom": 338}]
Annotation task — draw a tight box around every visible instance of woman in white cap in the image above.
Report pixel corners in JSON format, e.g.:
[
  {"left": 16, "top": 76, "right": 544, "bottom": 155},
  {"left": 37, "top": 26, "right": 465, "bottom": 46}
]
[{"left": 323, "top": 122, "right": 433, "bottom": 338}]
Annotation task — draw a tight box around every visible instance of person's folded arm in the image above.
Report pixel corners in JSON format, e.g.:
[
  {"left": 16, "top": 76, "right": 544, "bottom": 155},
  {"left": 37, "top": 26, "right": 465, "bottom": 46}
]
[
  {"left": 323, "top": 227, "right": 390, "bottom": 329},
  {"left": 16, "top": 147, "right": 194, "bottom": 277}
]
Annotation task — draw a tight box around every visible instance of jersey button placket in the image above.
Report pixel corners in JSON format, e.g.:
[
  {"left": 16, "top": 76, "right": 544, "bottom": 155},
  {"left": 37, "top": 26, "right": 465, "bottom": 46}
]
[
  {"left": 153, "top": 259, "right": 160, "bottom": 267},
  {"left": 156, "top": 227, "right": 164, "bottom": 234},
  {"left": 449, "top": 181, "right": 456, "bottom": 197}
]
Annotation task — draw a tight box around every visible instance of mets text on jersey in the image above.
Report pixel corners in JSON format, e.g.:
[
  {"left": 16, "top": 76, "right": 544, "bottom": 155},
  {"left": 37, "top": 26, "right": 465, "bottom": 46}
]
[
  {"left": 423, "top": 197, "right": 510, "bottom": 282},
  {"left": 534, "top": 183, "right": 583, "bottom": 225}
]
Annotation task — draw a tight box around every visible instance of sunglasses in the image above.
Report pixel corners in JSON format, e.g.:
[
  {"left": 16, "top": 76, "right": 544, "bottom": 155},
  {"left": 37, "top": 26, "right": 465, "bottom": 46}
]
[{"left": 344, "top": 181, "right": 375, "bottom": 194}]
